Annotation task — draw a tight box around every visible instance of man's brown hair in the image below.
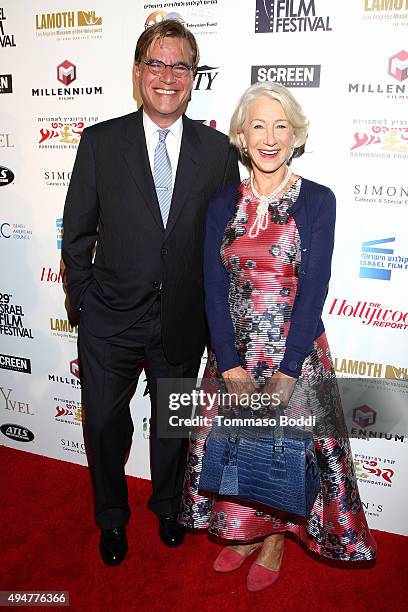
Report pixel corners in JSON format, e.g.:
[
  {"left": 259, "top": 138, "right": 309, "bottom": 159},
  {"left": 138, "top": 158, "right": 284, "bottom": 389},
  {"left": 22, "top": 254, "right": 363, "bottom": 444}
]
[{"left": 134, "top": 19, "right": 200, "bottom": 72}]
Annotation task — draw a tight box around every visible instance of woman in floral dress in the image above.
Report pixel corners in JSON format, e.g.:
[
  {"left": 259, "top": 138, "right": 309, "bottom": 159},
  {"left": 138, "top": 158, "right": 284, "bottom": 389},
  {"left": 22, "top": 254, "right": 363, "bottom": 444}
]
[{"left": 179, "top": 82, "right": 376, "bottom": 592}]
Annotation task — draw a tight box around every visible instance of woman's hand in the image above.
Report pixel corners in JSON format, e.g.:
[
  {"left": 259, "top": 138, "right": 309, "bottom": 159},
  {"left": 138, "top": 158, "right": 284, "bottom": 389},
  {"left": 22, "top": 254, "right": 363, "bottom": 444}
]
[
  {"left": 264, "top": 371, "right": 297, "bottom": 408},
  {"left": 221, "top": 366, "right": 257, "bottom": 405}
]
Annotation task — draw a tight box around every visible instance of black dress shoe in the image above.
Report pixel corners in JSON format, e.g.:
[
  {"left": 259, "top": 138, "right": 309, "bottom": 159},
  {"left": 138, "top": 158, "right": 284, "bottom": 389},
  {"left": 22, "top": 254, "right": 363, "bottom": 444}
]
[
  {"left": 159, "top": 513, "right": 185, "bottom": 547},
  {"left": 99, "top": 527, "right": 128, "bottom": 566}
]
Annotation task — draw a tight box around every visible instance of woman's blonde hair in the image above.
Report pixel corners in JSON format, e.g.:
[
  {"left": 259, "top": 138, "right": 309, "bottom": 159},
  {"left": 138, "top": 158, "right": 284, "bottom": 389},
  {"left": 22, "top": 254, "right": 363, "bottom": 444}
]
[{"left": 229, "top": 82, "right": 309, "bottom": 167}]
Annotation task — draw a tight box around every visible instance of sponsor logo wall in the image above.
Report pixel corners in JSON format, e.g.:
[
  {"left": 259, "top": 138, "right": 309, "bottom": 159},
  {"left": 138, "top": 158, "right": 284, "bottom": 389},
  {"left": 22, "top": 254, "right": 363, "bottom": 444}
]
[{"left": 0, "top": 0, "right": 407, "bottom": 537}]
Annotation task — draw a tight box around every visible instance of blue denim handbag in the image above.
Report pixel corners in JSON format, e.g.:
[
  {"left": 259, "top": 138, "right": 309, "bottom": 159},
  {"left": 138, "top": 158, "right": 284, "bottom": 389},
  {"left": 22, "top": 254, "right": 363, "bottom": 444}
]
[{"left": 198, "top": 407, "right": 320, "bottom": 517}]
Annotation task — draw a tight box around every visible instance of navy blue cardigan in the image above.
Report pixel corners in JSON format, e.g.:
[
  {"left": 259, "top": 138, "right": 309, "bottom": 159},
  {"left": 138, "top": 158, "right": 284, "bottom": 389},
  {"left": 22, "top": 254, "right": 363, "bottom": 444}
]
[{"left": 204, "top": 178, "right": 336, "bottom": 378}]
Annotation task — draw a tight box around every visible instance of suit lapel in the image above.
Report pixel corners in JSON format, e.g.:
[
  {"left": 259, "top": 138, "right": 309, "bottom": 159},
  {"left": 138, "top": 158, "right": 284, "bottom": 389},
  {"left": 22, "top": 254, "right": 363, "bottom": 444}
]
[
  {"left": 165, "top": 115, "right": 200, "bottom": 238},
  {"left": 122, "top": 108, "right": 164, "bottom": 231}
]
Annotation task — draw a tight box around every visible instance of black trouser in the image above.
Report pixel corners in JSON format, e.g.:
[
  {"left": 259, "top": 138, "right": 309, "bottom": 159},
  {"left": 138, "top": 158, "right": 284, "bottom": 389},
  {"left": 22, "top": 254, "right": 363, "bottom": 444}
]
[{"left": 78, "top": 297, "right": 201, "bottom": 529}]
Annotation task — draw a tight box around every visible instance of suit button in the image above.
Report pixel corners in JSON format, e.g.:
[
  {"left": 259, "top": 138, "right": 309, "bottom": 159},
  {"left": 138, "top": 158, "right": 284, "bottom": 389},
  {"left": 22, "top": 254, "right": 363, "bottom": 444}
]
[
  {"left": 152, "top": 281, "right": 161, "bottom": 290},
  {"left": 161, "top": 248, "right": 168, "bottom": 256}
]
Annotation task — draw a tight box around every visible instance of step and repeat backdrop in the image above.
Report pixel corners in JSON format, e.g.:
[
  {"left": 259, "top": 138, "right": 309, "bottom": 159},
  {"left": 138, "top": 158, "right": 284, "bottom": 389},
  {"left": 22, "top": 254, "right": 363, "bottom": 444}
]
[{"left": 1, "top": 0, "right": 407, "bottom": 535}]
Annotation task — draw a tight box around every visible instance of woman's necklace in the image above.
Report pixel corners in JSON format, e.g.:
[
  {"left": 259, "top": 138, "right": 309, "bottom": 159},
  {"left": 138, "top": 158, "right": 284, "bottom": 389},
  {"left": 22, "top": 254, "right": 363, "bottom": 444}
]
[{"left": 248, "top": 166, "right": 293, "bottom": 238}]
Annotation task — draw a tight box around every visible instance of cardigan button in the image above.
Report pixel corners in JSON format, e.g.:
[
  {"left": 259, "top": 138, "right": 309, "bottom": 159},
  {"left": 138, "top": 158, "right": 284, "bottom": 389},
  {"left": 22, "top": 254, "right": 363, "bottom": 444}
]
[
  {"left": 288, "top": 360, "right": 298, "bottom": 370},
  {"left": 302, "top": 248, "right": 307, "bottom": 252}
]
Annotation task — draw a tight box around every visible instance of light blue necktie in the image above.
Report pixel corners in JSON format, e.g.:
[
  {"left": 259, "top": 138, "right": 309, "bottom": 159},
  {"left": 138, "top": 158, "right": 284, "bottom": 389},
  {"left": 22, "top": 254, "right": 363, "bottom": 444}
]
[{"left": 153, "top": 129, "right": 172, "bottom": 227}]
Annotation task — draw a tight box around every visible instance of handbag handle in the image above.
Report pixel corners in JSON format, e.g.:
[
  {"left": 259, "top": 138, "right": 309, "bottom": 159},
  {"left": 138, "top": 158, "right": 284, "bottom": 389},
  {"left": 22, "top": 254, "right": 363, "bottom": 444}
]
[
  {"left": 222, "top": 404, "right": 286, "bottom": 461},
  {"left": 271, "top": 405, "right": 285, "bottom": 450}
]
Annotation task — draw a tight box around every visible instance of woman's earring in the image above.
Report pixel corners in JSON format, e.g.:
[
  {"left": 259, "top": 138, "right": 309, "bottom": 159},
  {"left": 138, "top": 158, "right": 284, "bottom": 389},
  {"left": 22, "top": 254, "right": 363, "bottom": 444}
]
[{"left": 243, "top": 146, "right": 248, "bottom": 156}]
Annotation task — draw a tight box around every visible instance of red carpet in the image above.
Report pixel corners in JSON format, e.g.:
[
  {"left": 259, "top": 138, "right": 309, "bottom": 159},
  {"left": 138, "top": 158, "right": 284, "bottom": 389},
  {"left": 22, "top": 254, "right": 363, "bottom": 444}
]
[{"left": 1, "top": 445, "right": 406, "bottom": 612}]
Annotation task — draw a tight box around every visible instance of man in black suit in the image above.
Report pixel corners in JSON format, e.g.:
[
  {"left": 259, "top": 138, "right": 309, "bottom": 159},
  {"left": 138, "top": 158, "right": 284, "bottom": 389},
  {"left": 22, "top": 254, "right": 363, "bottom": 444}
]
[{"left": 62, "top": 19, "right": 239, "bottom": 566}]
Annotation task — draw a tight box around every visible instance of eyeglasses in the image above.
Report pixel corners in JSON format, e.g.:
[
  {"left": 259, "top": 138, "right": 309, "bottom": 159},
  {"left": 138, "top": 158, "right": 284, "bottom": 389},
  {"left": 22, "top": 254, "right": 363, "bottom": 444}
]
[{"left": 143, "top": 59, "right": 192, "bottom": 78}]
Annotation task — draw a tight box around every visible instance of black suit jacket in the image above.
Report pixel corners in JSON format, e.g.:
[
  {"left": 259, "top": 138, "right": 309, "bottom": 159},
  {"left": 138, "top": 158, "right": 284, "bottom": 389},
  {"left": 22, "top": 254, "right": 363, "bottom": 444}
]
[{"left": 62, "top": 108, "right": 240, "bottom": 364}]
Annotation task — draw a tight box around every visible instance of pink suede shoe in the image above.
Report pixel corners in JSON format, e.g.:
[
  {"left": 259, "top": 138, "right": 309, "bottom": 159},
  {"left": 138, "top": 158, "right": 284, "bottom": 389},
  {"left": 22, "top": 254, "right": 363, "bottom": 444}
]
[
  {"left": 246, "top": 549, "right": 284, "bottom": 592},
  {"left": 213, "top": 545, "right": 260, "bottom": 573}
]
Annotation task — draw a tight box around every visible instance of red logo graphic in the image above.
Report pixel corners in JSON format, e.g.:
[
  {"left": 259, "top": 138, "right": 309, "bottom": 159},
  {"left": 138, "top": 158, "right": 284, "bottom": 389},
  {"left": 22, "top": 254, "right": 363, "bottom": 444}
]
[
  {"left": 351, "top": 124, "right": 408, "bottom": 152},
  {"left": 55, "top": 403, "right": 83, "bottom": 422},
  {"left": 353, "top": 405, "right": 376, "bottom": 427},
  {"left": 328, "top": 298, "right": 408, "bottom": 330},
  {"left": 39, "top": 121, "right": 84, "bottom": 144},
  {"left": 56, "top": 405, "right": 68, "bottom": 417},
  {"left": 354, "top": 460, "right": 395, "bottom": 484},
  {"left": 57, "top": 60, "right": 76, "bottom": 86},
  {"left": 388, "top": 50, "right": 408, "bottom": 82},
  {"left": 70, "top": 359, "right": 80, "bottom": 379}
]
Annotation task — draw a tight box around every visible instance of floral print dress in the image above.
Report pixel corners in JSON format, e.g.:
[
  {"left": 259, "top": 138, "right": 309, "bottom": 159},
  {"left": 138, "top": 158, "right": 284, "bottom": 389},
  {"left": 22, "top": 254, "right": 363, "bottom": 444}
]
[{"left": 179, "top": 178, "right": 376, "bottom": 562}]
